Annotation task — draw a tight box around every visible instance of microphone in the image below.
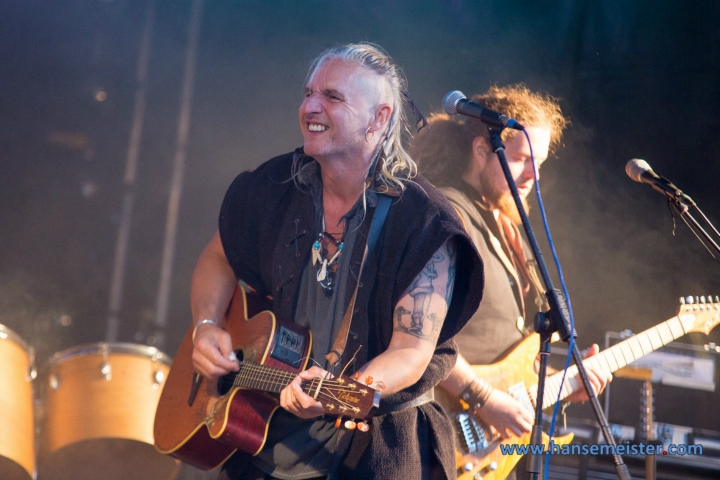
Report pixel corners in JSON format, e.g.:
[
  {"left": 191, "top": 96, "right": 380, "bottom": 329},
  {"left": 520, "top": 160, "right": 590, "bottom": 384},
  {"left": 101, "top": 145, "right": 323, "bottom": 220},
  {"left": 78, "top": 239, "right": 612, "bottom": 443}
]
[
  {"left": 625, "top": 159, "right": 695, "bottom": 206},
  {"left": 443, "top": 91, "right": 524, "bottom": 131}
]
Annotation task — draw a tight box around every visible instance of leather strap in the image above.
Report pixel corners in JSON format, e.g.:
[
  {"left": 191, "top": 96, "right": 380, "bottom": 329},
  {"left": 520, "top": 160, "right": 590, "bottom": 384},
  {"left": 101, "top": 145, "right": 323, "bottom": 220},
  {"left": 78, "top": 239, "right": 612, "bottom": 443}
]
[
  {"left": 325, "top": 194, "right": 392, "bottom": 368},
  {"left": 376, "top": 389, "right": 435, "bottom": 415}
]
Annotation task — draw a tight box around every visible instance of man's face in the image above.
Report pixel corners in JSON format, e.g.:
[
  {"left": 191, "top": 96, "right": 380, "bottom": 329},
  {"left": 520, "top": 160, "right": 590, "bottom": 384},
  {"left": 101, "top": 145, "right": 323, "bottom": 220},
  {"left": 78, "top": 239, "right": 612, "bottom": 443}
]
[
  {"left": 298, "top": 58, "right": 384, "bottom": 162},
  {"left": 478, "top": 126, "right": 551, "bottom": 222}
]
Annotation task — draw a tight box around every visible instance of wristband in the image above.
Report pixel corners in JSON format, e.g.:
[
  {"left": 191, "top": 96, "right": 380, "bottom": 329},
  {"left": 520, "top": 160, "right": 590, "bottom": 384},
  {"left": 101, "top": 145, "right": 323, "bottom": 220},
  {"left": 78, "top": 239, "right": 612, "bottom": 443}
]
[
  {"left": 192, "top": 319, "right": 218, "bottom": 344},
  {"left": 461, "top": 376, "right": 494, "bottom": 411}
]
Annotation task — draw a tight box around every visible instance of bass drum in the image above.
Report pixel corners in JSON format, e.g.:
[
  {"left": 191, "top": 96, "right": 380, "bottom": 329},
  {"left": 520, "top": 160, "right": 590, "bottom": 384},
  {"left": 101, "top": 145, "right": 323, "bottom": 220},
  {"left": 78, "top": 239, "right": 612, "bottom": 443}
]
[
  {"left": 39, "top": 342, "right": 180, "bottom": 480},
  {"left": 0, "top": 324, "right": 35, "bottom": 480}
]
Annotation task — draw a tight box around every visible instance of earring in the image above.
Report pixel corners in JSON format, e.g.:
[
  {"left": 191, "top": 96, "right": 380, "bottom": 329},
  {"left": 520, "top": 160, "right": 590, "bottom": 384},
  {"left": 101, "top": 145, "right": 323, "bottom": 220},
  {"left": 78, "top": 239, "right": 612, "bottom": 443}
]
[{"left": 365, "top": 127, "right": 374, "bottom": 143}]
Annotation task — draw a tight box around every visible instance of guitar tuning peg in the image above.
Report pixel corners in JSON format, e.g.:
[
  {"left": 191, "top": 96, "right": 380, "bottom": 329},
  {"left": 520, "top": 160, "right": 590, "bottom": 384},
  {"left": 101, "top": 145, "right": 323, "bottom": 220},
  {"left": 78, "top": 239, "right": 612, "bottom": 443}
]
[
  {"left": 715, "top": 296, "right": 719, "bottom": 303},
  {"left": 701, "top": 296, "right": 707, "bottom": 304},
  {"left": 364, "top": 375, "right": 373, "bottom": 386},
  {"left": 353, "top": 371, "right": 360, "bottom": 380},
  {"left": 680, "top": 297, "right": 686, "bottom": 305},
  {"left": 686, "top": 296, "right": 694, "bottom": 304},
  {"left": 335, "top": 417, "right": 343, "bottom": 429},
  {"left": 357, "top": 421, "right": 370, "bottom": 432},
  {"left": 344, "top": 420, "right": 357, "bottom": 430},
  {"left": 696, "top": 296, "right": 700, "bottom": 305}
]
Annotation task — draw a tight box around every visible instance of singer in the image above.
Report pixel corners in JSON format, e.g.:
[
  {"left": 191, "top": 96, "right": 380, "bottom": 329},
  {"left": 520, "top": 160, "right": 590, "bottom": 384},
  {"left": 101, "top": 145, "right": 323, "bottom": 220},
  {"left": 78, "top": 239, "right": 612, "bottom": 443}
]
[
  {"left": 411, "top": 84, "right": 611, "bottom": 480},
  {"left": 185, "top": 43, "right": 484, "bottom": 480}
]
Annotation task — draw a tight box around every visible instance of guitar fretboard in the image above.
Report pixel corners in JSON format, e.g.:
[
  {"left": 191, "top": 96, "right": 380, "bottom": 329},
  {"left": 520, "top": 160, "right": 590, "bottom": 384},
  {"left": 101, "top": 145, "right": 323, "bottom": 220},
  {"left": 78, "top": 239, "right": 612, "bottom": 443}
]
[
  {"left": 529, "top": 316, "right": 687, "bottom": 410},
  {"left": 229, "top": 361, "right": 377, "bottom": 418},
  {"left": 232, "top": 362, "right": 298, "bottom": 393}
]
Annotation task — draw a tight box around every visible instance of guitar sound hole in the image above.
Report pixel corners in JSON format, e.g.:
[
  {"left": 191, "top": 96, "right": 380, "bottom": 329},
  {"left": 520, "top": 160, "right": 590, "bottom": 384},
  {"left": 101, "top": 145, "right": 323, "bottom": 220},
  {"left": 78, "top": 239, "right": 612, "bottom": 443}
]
[{"left": 217, "top": 350, "right": 243, "bottom": 395}]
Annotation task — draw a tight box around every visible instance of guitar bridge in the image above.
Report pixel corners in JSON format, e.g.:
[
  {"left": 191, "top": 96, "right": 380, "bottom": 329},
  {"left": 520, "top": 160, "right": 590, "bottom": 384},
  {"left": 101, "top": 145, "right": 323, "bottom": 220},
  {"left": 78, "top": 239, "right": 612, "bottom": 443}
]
[{"left": 455, "top": 412, "right": 489, "bottom": 454}]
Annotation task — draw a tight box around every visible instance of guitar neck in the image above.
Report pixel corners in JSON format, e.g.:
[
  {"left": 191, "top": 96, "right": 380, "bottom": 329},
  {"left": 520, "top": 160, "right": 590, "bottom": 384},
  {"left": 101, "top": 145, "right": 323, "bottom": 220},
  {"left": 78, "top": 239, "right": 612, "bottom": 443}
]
[
  {"left": 233, "top": 362, "right": 336, "bottom": 398},
  {"left": 232, "top": 361, "right": 378, "bottom": 419},
  {"left": 531, "top": 315, "right": 688, "bottom": 410},
  {"left": 232, "top": 362, "right": 296, "bottom": 393}
]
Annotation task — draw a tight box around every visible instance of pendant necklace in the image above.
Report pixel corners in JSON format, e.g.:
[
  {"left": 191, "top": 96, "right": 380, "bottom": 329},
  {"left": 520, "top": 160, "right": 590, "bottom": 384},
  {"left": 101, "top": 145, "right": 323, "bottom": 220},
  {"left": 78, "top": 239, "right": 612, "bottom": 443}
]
[{"left": 312, "top": 216, "right": 344, "bottom": 291}]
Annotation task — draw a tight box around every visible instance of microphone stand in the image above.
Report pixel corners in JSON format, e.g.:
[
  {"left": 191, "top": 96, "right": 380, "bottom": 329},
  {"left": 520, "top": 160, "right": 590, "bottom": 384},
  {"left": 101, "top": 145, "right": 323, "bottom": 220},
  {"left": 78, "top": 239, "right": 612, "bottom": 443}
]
[
  {"left": 486, "top": 128, "right": 631, "bottom": 480},
  {"left": 666, "top": 194, "right": 720, "bottom": 262}
]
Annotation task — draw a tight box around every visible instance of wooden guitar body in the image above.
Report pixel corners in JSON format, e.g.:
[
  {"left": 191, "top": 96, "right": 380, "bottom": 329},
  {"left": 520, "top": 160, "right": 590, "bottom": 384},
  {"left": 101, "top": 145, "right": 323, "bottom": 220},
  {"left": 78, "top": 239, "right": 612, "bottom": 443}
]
[{"left": 154, "top": 288, "right": 311, "bottom": 470}]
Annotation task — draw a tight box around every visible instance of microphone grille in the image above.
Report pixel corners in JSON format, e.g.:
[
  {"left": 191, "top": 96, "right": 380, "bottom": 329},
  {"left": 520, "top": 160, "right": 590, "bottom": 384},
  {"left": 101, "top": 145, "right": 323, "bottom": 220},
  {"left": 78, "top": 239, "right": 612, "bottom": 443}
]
[
  {"left": 625, "top": 158, "right": 651, "bottom": 183},
  {"left": 443, "top": 91, "right": 466, "bottom": 116}
]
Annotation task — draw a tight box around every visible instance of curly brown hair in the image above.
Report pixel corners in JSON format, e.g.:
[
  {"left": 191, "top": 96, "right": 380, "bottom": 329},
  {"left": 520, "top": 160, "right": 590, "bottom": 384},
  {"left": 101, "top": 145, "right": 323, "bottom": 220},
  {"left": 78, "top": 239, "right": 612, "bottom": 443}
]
[{"left": 412, "top": 84, "right": 567, "bottom": 187}]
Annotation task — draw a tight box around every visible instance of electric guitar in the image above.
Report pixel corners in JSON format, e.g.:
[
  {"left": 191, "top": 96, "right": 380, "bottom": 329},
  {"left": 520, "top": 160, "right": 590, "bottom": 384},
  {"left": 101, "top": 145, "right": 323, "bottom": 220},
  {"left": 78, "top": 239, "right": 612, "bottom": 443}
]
[
  {"left": 153, "top": 287, "right": 380, "bottom": 470},
  {"left": 437, "top": 297, "right": 720, "bottom": 480}
]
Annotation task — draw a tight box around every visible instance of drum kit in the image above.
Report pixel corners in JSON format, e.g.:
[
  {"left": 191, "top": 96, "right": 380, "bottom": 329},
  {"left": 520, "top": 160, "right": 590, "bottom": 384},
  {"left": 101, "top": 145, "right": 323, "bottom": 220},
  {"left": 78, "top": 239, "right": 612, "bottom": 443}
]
[{"left": 0, "top": 324, "right": 181, "bottom": 480}]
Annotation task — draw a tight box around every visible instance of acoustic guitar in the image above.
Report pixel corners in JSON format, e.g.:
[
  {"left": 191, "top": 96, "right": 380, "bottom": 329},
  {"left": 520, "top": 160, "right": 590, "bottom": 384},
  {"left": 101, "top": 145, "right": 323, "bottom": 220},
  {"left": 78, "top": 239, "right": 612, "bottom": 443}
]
[
  {"left": 437, "top": 297, "right": 720, "bottom": 480},
  {"left": 153, "top": 287, "right": 380, "bottom": 470}
]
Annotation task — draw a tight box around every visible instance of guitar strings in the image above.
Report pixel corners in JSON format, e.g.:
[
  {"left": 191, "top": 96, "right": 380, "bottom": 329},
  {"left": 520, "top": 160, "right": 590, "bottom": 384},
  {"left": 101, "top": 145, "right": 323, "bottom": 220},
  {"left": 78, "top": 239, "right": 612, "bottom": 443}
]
[
  {"left": 231, "top": 362, "right": 370, "bottom": 395},
  {"left": 528, "top": 317, "right": 686, "bottom": 410},
  {"left": 234, "top": 362, "right": 362, "bottom": 389},
  {"left": 227, "top": 361, "right": 370, "bottom": 412}
]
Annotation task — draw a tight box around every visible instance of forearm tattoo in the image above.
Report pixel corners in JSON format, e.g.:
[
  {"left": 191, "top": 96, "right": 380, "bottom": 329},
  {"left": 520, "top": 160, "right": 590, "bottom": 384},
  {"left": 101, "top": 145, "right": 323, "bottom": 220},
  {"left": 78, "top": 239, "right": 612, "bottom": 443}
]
[{"left": 394, "top": 240, "right": 457, "bottom": 343}]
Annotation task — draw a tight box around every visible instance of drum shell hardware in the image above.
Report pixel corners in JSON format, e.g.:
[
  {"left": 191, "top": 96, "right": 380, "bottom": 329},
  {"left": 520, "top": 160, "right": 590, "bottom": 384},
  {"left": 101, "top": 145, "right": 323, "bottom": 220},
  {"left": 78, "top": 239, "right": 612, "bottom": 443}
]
[
  {"left": 0, "top": 324, "right": 36, "bottom": 480},
  {"left": 39, "top": 342, "right": 180, "bottom": 480}
]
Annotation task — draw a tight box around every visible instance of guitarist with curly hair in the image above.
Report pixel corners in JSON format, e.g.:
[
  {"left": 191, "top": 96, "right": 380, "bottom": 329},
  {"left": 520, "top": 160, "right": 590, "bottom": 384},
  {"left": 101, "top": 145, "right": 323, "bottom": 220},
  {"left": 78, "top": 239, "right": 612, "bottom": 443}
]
[{"left": 412, "top": 85, "right": 612, "bottom": 479}]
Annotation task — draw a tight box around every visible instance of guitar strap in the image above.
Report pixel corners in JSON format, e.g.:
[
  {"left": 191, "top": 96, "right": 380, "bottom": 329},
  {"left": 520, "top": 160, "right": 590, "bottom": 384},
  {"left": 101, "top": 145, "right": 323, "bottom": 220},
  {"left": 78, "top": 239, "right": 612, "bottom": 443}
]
[
  {"left": 324, "top": 193, "right": 392, "bottom": 369},
  {"left": 325, "top": 193, "right": 391, "bottom": 478}
]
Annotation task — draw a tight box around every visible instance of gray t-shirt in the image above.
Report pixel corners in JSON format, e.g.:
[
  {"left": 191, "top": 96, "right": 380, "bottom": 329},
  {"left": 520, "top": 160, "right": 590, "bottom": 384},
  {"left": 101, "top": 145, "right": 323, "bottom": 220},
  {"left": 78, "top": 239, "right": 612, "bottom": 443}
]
[{"left": 251, "top": 163, "right": 366, "bottom": 479}]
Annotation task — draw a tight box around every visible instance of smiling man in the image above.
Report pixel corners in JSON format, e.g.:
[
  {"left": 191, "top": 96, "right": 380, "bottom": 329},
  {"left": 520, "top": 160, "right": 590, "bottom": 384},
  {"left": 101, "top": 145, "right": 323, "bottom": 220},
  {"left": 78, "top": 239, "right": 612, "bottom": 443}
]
[{"left": 189, "top": 43, "right": 483, "bottom": 480}]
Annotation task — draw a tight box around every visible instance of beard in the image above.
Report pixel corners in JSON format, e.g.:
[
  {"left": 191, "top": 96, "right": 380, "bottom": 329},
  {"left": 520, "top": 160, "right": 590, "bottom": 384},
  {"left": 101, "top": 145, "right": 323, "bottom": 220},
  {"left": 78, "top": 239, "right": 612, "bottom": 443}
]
[
  {"left": 478, "top": 169, "right": 532, "bottom": 225},
  {"left": 496, "top": 190, "right": 531, "bottom": 226}
]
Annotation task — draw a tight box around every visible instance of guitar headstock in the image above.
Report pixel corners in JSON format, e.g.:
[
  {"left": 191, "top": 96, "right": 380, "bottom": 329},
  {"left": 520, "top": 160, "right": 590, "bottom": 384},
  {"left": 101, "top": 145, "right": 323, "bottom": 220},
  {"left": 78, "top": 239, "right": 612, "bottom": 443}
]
[
  {"left": 678, "top": 296, "right": 720, "bottom": 335},
  {"left": 303, "top": 373, "right": 381, "bottom": 422}
]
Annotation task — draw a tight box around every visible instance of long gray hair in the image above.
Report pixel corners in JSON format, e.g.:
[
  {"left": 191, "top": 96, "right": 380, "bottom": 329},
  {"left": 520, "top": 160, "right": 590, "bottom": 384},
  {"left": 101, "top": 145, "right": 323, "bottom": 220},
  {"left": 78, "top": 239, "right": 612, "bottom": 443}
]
[{"left": 304, "top": 43, "right": 417, "bottom": 192}]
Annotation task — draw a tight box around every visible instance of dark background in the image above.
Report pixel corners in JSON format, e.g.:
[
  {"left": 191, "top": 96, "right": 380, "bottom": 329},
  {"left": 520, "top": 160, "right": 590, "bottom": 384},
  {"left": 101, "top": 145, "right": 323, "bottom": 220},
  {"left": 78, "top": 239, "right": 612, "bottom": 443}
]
[{"left": 1, "top": 0, "right": 719, "bottom": 476}]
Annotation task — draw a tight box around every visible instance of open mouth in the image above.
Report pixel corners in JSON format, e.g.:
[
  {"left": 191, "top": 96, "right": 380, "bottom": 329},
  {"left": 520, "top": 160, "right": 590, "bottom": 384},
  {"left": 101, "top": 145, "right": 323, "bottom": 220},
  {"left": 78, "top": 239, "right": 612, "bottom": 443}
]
[{"left": 307, "top": 123, "right": 328, "bottom": 132}]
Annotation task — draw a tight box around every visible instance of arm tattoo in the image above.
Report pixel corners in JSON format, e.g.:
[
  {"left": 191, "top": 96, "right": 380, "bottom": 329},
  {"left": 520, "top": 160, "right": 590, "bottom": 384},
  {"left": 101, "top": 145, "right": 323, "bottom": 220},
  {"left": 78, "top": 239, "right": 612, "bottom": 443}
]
[{"left": 394, "top": 250, "right": 445, "bottom": 342}]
